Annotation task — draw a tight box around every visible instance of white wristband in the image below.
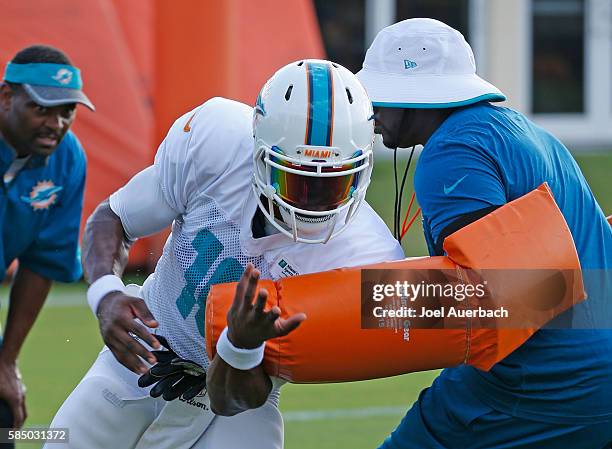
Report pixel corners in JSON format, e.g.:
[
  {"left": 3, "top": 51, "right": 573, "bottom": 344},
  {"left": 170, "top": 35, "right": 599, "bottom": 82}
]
[
  {"left": 216, "top": 327, "right": 265, "bottom": 370},
  {"left": 87, "top": 274, "right": 126, "bottom": 315}
]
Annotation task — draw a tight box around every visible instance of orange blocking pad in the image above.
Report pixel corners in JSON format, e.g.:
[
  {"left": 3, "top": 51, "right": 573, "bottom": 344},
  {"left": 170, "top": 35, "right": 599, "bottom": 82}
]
[
  {"left": 207, "top": 258, "right": 470, "bottom": 382},
  {"left": 206, "top": 184, "right": 585, "bottom": 383}
]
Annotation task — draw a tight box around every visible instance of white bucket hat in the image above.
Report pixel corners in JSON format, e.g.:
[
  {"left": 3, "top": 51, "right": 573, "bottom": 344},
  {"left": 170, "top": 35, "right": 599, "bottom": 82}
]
[{"left": 356, "top": 18, "right": 505, "bottom": 108}]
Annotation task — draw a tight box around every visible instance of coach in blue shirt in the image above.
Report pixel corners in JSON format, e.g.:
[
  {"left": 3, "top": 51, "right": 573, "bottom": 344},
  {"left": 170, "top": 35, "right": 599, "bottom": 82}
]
[
  {"left": 358, "top": 19, "right": 612, "bottom": 449},
  {"left": 0, "top": 45, "right": 93, "bottom": 432}
]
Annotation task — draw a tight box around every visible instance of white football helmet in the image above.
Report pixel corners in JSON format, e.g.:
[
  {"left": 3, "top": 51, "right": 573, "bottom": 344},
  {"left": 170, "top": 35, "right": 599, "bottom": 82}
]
[{"left": 253, "top": 59, "right": 375, "bottom": 244}]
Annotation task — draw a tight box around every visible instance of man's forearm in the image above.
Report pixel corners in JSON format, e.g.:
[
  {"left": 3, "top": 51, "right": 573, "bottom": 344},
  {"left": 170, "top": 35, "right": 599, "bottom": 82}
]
[
  {"left": 82, "top": 199, "right": 131, "bottom": 284},
  {"left": 0, "top": 267, "right": 51, "bottom": 363},
  {"left": 207, "top": 356, "right": 272, "bottom": 416}
]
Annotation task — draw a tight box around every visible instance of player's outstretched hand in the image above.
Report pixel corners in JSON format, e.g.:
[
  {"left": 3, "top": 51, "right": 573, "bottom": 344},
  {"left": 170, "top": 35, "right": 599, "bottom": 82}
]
[
  {"left": 226, "top": 263, "right": 307, "bottom": 349},
  {"left": 97, "top": 292, "right": 161, "bottom": 374}
]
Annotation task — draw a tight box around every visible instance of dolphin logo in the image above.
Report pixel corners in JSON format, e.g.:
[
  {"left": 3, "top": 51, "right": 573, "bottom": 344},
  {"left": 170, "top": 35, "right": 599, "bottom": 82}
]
[
  {"left": 21, "top": 180, "right": 63, "bottom": 210},
  {"left": 52, "top": 68, "right": 73, "bottom": 85}
]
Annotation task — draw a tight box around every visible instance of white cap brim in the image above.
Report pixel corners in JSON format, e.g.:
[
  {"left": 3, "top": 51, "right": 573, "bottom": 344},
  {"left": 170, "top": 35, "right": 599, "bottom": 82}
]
[{"left": 356, "top": 68, "right": 506, "bottom": 108}]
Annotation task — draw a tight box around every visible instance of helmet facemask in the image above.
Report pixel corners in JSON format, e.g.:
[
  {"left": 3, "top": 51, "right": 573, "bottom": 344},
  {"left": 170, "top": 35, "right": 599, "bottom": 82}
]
[{"left": 253, "top": 142, "right": 373, "bottom": 243}]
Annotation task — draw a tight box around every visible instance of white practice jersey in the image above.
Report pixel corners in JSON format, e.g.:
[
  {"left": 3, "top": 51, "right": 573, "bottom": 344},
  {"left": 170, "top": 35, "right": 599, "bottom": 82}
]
[{"left": 111, "top": 97, "right": 404, "bottom": 369}]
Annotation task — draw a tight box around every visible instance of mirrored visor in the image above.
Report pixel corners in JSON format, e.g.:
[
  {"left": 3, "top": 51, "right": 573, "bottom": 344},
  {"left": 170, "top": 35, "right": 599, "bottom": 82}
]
[{"left": 269, "top": 148, "right": 363, "bottom": 211}]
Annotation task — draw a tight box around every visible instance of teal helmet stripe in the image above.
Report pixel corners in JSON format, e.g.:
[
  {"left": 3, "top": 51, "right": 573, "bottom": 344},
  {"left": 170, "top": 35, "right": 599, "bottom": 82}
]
[
  {"left": 305, "top": 62, "right": 333, "bottom": 147},
  {"left": 255, "top": 90, "right": 266, "bottom": 116}
]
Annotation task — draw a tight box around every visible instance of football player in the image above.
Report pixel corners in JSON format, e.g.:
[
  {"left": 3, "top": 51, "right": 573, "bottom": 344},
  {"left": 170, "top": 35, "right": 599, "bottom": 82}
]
[{"left": 44, "top": 60, "right": 403, "bottom": 449}]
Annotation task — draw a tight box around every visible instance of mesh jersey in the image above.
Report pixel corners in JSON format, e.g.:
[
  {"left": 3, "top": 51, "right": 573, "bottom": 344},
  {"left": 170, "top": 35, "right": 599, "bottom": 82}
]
[{"left": 136, "top": 97, "right": 404, "bottom": 368}]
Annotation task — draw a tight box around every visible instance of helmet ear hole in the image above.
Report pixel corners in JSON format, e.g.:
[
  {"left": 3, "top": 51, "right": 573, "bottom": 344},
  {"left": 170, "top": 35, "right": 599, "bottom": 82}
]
[
  {"left": 345, "top": 88, "right": 353, "bottom": 104},
  {"left": 285, "top": 85, "right": 293, "bottom": 101}
]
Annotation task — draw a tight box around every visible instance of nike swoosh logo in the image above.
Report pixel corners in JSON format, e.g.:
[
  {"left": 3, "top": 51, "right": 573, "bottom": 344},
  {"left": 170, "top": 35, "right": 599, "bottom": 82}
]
[
  {"left": 184, "top": 113, "right": 196, "bottom": 132},
  {"left": 443, "top": 174, "right": 468, "bottom": 195}
]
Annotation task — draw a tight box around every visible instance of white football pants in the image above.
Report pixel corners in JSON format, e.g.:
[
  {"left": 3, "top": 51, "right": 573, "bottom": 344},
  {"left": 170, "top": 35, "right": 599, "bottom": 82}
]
[{"left": 43, "top": 348, "right": 283, "bottom": 449}]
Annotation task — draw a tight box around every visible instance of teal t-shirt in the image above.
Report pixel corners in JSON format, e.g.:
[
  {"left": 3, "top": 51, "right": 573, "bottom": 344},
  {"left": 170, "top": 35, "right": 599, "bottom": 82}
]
[
  {"left": 415, "top": 102, "right": 612, "bottom": 423},
  {"left": 0, "top": 130, "right": 86, "bottom": 282}
]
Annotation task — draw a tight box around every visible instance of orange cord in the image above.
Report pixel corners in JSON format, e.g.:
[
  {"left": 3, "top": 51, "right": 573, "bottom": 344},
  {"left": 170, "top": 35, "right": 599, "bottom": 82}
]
[{"left": 400, "top": 191, "right": 421, "bottom": 241}]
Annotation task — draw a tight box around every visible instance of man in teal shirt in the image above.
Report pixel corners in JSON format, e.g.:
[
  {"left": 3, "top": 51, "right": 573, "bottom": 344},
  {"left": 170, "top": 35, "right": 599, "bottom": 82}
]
[
  {"left": 358, "top": 19, "right": 612, "bottom": 448},
  {"left": 0, "top": 44, "right": 94, "bottom": 436}
]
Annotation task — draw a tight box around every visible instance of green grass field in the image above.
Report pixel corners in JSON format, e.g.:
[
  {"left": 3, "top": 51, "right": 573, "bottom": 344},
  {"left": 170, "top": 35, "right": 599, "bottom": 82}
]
[{"left": 1, "top": 152, "right": 611, "bottom": 449}]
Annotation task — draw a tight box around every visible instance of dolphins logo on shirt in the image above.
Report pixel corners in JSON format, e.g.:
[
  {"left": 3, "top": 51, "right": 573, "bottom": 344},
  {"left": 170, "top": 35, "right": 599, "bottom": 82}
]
[{"left": 21, "top": 180, "right": 63, "bottom": 210}]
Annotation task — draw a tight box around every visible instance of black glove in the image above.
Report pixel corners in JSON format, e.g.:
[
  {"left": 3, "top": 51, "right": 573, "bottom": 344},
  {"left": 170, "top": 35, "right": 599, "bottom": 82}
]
[{"left": 137, "top": 336, "right": 207, "bottom": 401}]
